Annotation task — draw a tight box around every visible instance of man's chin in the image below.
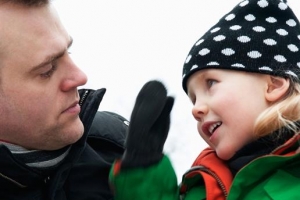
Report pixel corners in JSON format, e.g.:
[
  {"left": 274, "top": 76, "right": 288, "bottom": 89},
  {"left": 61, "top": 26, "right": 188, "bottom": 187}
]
[{"left": 64, "top": 121, "right": 85, "bottom": 145}]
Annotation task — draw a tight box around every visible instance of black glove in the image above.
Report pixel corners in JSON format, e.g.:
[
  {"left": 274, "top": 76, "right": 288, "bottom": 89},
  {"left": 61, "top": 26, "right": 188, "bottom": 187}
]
[{"left": 121, "top": 80, "right": 174, "bottom": 169}]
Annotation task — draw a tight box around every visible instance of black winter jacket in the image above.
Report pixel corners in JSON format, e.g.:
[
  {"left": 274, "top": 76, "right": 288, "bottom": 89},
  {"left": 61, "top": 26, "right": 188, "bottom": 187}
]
[{"left": 0, "top": 88, "right": 128, "bottom": 200}]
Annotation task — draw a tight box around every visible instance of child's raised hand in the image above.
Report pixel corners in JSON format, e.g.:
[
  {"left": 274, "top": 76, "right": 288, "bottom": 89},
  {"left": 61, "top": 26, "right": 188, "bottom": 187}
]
[{"left": 121, "top": 80, "right": 174, "bottom": 168}]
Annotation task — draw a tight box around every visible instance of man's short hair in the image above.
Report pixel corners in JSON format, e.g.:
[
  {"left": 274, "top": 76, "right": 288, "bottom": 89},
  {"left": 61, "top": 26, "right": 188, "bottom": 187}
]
[{"left": 1, "top": 0, "right": 49, "bottom": 6}]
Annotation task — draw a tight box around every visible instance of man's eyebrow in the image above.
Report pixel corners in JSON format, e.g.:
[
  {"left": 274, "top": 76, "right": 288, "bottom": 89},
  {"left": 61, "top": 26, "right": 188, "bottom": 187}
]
[{"left": 30, "top": 37, "right": 73, "bottom": 72}]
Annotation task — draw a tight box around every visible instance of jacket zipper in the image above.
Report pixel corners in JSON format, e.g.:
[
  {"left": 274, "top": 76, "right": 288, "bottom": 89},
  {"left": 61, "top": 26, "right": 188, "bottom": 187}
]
[
  {"left": 79, "top": 90, "right": 89, "bottom": 107},
  {"left": 184, "top": 166, "right": 228, "bottom": 198},
  {"left": 0, "top": 172, "right": 26, "bottom": 188}
]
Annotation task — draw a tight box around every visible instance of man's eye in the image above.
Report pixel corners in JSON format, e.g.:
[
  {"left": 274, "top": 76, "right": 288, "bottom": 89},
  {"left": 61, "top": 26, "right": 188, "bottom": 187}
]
[{"left": 40, "top": 64, "right": 57, "bottom": 78}]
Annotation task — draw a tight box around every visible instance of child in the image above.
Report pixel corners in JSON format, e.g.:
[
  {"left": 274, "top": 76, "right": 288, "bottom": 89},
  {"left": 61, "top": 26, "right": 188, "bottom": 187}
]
[{"left": 109, "top": 0, "right": 300, "bottom": 199}]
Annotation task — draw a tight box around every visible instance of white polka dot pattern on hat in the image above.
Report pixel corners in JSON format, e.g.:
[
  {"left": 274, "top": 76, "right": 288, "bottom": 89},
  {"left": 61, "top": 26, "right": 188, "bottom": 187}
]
[
  {"left": 253, "top": 26, "right": 266, "bottom": 32},
  {"left": 274, "top": 55, "right": 286, "bottom": 62},
  {"left": 230, "top": 25, "right": 242, "bottom": 30},
  {"left": 210, "top": 27, "right": 220, "bottom": 33},
  {"left": 195, "top": 39, "right": 204, "bottom": 46},
  {"left": 225, "top": 14, "right": 236, "bottom": 21},
  {"left": 232, "top": 63, "right": 245, "bottom": 68},
  {"left": 191, "top": 65, "right": 198, "bottom": 71},
  {"left": 287, "top": 19, "right": 297, "bottom": 27},
  {"left": 185, "top": 55, "right": 192, "bottom": 64},
  {"left": 276, "top": 29, "right": 288, "bottom": 36},
  {"left": 288, "top": 44, "right": 299, "bottom": 52},
  {"left": 199, "top": 48, "right": 210, "bottom": 56},
  {"left": 259, "top": 66, "right": 272, "bottom": 71},
  {"left": 222, "top": 48, "right": 235, "bottom": 56},
  {"left": 278, "top": 2, "right": 288, "bottom": 10},
  {"left": 248, "top": 51, "right": 262, "bottom": 59},
  {"left": 257, "top": 0, "right": 268, "bottom": 8},
  {"left": 286, "top": 70, "right": 297, "bottom": 77},
  {"left": 266, "top": 17, "right": 277, "bottom": 23},
  {"left": 245, "top": 14, "right": 256, "bottom": 21},
  {"left": 182, "top": 0, "right": 300, "bottom": 93},
  {"left": 238, "top": 36, "right": 251, "bottom": 43},
  {"left": 264, "top": 38, "right": 277, "bottom": 46},
  {"left": 207, "top": 62, "right": 219, "bottom": 66},
  {"left": 214, "top": 35, "right": 226, "bottom": 42},
  {"left": 240, "top": 0, "right": 249, "bottom": 7}
]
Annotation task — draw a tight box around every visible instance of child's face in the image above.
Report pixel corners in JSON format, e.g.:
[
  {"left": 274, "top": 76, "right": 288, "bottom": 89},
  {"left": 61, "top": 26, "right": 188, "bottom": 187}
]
[{"left": 187, "top": 69, "right": 270, "bottom": 160}]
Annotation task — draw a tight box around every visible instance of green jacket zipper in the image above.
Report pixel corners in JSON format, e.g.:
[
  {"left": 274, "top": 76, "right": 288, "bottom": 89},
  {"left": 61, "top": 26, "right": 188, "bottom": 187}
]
[{"left": 183, "top": 165, "right": 228, "bottom": 198}]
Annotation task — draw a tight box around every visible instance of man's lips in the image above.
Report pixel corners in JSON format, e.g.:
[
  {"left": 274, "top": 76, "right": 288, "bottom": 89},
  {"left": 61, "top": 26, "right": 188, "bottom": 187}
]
[
  {"left": 62, "top": 101, "right": 80, "bottom": 114},
  {"left": 202, "top": 121, "right": 222, "bottom": 137}
]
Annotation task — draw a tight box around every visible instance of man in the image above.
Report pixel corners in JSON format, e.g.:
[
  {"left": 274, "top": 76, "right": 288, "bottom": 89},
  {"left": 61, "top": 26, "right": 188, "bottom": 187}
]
[{"left": 0, "top": 0, "right": 128, "bottom": 199}]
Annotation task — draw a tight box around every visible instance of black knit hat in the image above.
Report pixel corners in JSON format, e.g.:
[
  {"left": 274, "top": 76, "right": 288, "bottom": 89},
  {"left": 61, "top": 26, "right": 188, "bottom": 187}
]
[{"left": 182, "top": 0, "right": 300, "bottom": 93}]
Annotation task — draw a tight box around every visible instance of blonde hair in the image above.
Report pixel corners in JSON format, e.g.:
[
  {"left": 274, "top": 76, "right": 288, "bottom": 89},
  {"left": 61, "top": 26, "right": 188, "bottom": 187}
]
[{"left": 254, "top": 78, "right": 300, "bottom": 138}]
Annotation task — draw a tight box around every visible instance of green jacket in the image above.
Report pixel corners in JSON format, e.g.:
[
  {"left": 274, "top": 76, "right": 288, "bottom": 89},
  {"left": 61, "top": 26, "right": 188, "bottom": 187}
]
[{"left": 109, "top": 134, "right": 300, "bottom": 200}]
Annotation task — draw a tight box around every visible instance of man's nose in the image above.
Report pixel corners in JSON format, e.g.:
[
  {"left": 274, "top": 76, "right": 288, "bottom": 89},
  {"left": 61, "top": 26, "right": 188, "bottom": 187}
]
[{"left": 60, "top": 57, "right": 88, "bottom": 91}]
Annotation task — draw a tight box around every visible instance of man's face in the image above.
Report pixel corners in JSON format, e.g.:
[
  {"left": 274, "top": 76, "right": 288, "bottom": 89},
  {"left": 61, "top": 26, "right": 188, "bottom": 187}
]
[{"left": 0, "top": 3, "right": 87, "bottom": 150}]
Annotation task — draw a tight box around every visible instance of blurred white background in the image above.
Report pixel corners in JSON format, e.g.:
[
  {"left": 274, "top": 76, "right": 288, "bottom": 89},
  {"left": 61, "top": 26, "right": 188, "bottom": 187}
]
[{"left": 53, "top": 0, "right": 300, "bottom": 182}]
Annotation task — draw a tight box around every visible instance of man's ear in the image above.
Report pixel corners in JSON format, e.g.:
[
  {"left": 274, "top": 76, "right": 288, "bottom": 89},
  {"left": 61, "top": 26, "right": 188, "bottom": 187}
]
[{"left": 265, "top": 76, "right": 290, "bottom": 102}]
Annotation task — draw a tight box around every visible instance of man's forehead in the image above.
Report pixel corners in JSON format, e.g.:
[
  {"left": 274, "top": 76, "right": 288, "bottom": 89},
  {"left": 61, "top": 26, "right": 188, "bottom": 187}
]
[{"left": 0, "top": 3, "right": 70, "bottom": 67}]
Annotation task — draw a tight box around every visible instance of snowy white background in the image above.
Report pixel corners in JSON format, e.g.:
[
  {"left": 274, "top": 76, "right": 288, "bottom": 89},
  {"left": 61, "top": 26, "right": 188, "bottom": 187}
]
[{"left": 54, "top": 0, "right": 300, "bottom": 182}]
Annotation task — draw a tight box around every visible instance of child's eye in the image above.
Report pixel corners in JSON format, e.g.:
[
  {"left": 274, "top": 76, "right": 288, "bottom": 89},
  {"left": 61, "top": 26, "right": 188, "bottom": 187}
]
[
  {"left": 207, "top": 79, "right": 217, "bottom": 88},
  {"left": 68, "top": 45, "right": 73, "bottom": 55},
  {"left": 190, "top": 96, "right": 196, "bottom": 105},
  {"left": 40, "top": 63, "right": 57, "bottom": 78},
  {"left": 187, "top": 92, "right": 196, "bottom": 105}
]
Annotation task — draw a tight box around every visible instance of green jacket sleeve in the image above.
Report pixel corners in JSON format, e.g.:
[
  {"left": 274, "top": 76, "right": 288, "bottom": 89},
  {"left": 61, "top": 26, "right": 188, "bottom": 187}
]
[{"left": 109, "top": 155, "right": 179, "bottom": 200}]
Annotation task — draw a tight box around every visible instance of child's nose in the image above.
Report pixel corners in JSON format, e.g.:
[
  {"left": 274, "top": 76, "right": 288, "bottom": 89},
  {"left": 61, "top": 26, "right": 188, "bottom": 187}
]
[{"left": 192, "top": 102, "right": 209, "bottom": 122}]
